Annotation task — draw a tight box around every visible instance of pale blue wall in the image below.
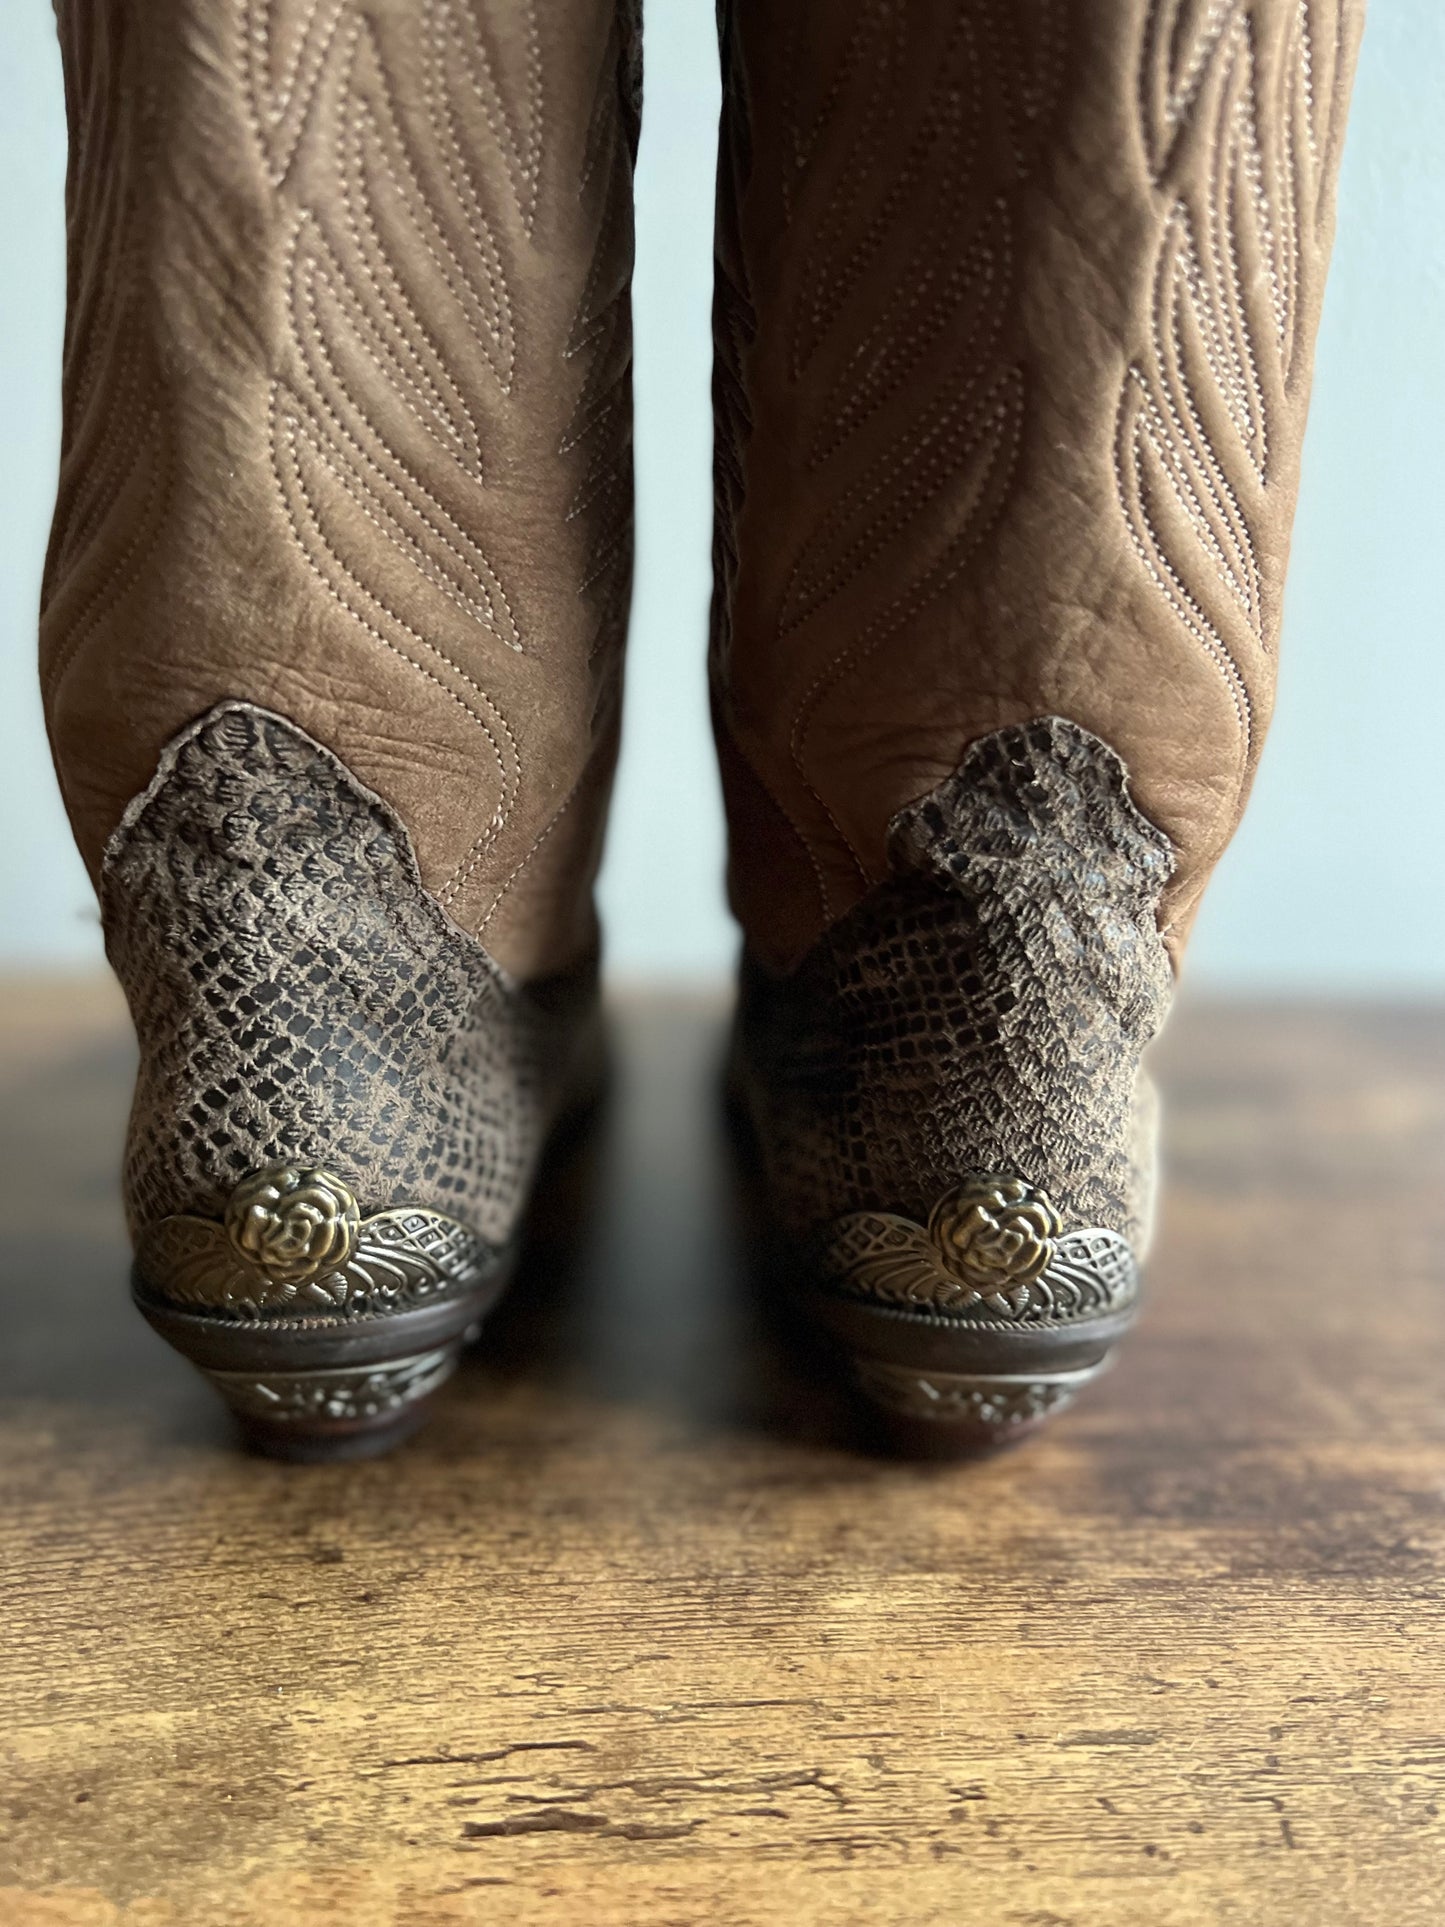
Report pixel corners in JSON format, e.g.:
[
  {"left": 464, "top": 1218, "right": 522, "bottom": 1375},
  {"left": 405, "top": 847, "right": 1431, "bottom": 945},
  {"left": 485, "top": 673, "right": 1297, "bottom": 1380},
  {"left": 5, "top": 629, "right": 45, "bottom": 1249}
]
[{"left": 3, "top": 2, "right": 1441, "bottom": 987}]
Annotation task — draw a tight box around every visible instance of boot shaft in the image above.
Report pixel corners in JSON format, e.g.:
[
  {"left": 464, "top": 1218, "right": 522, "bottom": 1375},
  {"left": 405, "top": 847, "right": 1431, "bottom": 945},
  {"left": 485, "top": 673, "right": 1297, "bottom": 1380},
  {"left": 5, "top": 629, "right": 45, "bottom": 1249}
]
[
  {"left": 44, "top": 0, "right": 642, "bottom": 977},
  {"left": 712, "top": 0, "right": 1363, "bottom": 970}
]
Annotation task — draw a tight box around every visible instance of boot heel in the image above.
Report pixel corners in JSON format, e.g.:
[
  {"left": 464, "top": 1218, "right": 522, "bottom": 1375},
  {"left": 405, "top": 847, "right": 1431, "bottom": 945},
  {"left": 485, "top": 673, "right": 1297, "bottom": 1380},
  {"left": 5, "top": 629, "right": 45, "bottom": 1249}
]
[
  {"left": 200, "top": 1345, "right": 467, "bottom": 1462},
  {"left": 844, "top": 1354, "right": 1108, "bottom": 1457},
  {"left": 728, "top": 719, "right": 1171, "bottom": 1459},
  {"left": 803, "top": 1172, "right": 1140, "bottom": 1457},
  {"left": 133, "top": 1162, "right": 509, "bottom": 1460},
  {"left": 99, "top": 706, "right": 596, "bottom": 1461}
]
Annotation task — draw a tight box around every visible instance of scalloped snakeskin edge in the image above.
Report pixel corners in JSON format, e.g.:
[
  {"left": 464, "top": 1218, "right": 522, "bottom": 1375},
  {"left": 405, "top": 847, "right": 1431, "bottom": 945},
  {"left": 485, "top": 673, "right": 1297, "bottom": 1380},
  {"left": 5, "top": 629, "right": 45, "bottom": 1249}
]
[
  {"left": 100, "top": 703, "right": 598, "bottom": 1248},
  {"left": 731, "top": 717, "right": 1176, "bottom": 1252}
]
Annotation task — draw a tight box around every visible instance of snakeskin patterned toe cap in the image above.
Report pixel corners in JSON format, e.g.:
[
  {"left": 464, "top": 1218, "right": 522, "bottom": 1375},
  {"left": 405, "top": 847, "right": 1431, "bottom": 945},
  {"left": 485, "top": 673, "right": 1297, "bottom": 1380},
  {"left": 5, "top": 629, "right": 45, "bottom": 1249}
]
[
  {"left": 731, "top": 717, "right": 1176, "bottom": 1454},
  {"left": 101, "top": 703, "right": 602, "bottom": 1459}
]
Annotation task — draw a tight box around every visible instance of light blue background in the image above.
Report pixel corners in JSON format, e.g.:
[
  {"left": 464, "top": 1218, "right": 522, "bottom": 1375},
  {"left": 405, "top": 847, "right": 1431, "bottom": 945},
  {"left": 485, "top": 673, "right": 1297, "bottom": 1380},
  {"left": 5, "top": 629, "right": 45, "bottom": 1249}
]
[{"left": 2, "top": 3, "right": 1441, "bottom": 987}]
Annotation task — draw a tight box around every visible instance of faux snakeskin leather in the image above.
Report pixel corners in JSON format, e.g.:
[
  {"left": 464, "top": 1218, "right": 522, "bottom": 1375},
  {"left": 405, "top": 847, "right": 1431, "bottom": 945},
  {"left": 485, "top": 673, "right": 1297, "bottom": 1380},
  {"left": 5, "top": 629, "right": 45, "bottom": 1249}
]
[
  {"left": 732, "top": 718, "right": 1175, "bottom": 1249},
  {"left": 101, "top": 704, "right": 597, "bottom": 1246}
]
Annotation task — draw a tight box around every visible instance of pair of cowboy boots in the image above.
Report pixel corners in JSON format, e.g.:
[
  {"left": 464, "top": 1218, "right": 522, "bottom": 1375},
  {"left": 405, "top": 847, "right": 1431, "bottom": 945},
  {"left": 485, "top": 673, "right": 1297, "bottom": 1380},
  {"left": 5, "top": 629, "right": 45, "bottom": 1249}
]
[{"left": 42, "top": 0, "right": 1360, "bottom": 1458}]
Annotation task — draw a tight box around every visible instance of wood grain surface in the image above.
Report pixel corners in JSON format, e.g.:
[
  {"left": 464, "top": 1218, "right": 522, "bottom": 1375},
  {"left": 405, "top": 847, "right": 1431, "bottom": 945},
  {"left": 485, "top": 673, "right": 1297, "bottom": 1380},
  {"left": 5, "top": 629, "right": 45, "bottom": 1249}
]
[{"left": 1, "top": 978, "right": 1443, "bottom": 1926}]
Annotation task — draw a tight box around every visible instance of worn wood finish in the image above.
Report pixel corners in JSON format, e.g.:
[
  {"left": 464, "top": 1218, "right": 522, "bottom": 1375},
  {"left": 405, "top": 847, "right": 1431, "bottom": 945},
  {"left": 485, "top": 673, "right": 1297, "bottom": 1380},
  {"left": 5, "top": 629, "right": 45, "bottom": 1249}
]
[{"left": 2, "top": 978, "right": 1444, "bottom": 1926}]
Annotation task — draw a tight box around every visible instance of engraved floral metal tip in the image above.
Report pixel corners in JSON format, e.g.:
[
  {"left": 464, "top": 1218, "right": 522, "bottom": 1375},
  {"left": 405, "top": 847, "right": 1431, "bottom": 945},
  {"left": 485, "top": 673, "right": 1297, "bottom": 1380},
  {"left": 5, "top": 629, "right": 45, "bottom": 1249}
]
[
  {"left": 134, "top": 1161, "right": 499, "bottom": 1320},
  {"left": 815, "top": 1172, "right": 1140, "bottom": 1323},
  {"left": 206, "top": 1347, "right": 459, "bottom": 1424},
  {"left": 851, "top": 1359, "right": 1100, "bottom": 1427}
]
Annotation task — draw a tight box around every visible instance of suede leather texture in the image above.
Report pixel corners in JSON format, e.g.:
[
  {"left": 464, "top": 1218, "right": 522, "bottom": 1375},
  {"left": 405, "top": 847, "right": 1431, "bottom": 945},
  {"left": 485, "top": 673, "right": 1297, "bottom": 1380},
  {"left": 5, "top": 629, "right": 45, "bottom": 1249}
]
[
  {"left": 712, "top": 0, "right": 1364, "bottom": 972},
  {"left": 43, "top": 0, "right": 640, "bottom": 979}
]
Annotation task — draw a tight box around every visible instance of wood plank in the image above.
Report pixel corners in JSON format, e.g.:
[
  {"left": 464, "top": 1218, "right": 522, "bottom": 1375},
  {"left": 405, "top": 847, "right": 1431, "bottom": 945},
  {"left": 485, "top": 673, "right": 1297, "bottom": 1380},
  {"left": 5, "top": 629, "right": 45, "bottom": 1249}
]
[{"left": 1, "top": 985, "right": 1443, "bottom": 1925}]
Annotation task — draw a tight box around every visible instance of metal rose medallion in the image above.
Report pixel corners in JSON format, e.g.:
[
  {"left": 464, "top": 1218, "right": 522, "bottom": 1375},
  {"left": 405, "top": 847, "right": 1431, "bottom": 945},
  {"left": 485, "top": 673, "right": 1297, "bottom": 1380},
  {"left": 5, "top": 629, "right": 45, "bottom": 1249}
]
[
  {"left": 223, "top": 1165, "right": 361, "bottom": 1288},
  {"left": 814, "top": 1172, "right": 1140, "bottom": 1323},
  {"left": 928, "top": 1176, "right": 1061, "bottom": 1293}
]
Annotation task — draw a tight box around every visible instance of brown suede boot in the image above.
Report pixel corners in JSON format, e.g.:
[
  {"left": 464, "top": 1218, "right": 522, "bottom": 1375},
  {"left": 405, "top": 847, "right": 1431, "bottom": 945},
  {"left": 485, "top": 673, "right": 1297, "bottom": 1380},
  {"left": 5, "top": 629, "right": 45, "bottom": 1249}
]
[
  {"left": 42, "top": 0, "right": 640, "bottom": 1456},
  {"left": 713, "top": 0, "right": 1363, "bottom": 1448}
]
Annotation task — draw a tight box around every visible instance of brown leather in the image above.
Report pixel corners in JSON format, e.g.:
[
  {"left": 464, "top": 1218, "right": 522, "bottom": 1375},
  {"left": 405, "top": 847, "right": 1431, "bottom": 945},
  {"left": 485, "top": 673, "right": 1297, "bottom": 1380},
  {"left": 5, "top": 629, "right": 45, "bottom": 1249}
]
[
  {"left": 712, "top": 0, "right": 1363, "bottom": 972},
  {"left": 42, "top": 0, "right": 640, "bottom": 979}
]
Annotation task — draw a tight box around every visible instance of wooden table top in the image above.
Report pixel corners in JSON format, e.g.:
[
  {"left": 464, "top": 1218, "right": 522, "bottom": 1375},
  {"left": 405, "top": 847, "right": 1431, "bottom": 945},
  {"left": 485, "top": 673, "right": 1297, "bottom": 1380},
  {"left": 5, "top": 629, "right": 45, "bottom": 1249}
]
[{"left": 2, "top": 978, "right": 1443, "bottom": 1926}]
